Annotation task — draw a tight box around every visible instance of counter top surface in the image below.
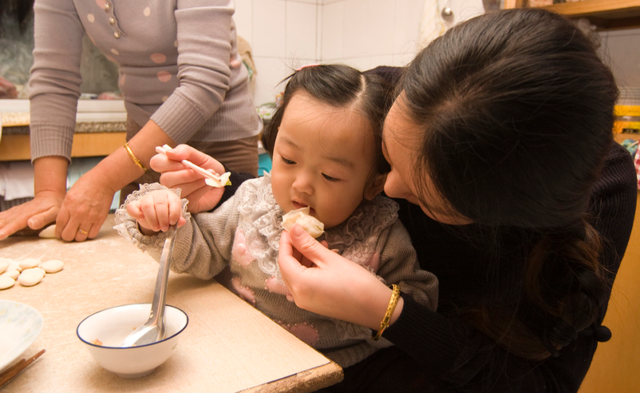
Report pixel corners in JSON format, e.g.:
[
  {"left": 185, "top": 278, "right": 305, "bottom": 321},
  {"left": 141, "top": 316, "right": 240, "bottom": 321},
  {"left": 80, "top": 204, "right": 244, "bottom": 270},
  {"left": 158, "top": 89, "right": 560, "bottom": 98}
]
[{"left": 0, "top": 216, "right": 341, "bottom": 392}]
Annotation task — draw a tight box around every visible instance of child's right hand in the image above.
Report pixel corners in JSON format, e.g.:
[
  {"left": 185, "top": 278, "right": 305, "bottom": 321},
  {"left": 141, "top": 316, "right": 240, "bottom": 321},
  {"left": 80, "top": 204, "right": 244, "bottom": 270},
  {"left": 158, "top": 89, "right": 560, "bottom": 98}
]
[{"left": 126, "top": 190, "right": 187, "bottom": 235}]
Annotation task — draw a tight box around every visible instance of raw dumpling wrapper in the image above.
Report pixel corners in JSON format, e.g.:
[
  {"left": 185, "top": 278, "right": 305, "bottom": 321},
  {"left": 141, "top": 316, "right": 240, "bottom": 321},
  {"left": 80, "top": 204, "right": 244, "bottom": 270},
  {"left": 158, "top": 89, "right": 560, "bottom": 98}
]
[{"left": 282, "top": 207, "right": 324, "bottom": 238}]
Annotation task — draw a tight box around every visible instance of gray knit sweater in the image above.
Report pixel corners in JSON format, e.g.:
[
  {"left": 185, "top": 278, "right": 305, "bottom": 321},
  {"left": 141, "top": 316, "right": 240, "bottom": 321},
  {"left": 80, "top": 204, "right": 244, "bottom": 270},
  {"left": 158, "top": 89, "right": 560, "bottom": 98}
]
[
  {"left": 115, "top": 175, "right": 439, "bottom": 368},
  {"left": 29, "top": 0, "right": 261, "bottom": 161}
]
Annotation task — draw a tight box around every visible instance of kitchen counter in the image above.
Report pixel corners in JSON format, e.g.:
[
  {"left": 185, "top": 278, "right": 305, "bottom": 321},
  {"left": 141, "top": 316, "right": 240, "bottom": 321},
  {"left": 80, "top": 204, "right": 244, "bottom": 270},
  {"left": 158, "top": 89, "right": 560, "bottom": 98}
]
[
  {"left": 0, "top": 100, "right": 127, "bottom": 161},
  {"left": 0, "top": 216, "right": 343, "bottom": 392}
]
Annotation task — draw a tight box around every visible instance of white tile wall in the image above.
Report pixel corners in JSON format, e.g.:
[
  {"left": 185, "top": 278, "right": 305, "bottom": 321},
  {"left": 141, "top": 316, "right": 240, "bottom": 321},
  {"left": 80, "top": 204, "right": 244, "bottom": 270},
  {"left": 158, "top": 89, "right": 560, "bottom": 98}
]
[
  {"left": 234, "top": 0, "right": 640, "bottom": 106},
  {"left": 251, "top": 0, "right": 286, "bottom": 59},
  {"left": 285, "top": 1, "right": 318, "bottom": 60},
  {"left": 235, "top": 0, "right": 425, "bottom": 105},
  {"left": 321, "top": 1, "right": 345, "bottom": 60}
]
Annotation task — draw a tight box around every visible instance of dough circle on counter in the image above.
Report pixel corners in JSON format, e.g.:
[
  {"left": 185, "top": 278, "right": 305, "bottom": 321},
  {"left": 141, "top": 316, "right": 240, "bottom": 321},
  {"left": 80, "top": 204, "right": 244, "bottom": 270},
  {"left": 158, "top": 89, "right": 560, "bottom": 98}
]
[
  {"left": 18, "top": 267, "right": 46, "bottom": 287},
  {"left": 19, "top": 258, "right": 42, "bottom": 270},
  {"left": 0, "top": 276, "right": 15, "bottom": 290},
  {"left": 2, "top": 269, "right": 20, "bottom": 280},
  {"left": 0, "top": 259, "right": 11, "bottom": 274},
  {"left": 41, "top": 260, "right": 64, "bottom": 273}
]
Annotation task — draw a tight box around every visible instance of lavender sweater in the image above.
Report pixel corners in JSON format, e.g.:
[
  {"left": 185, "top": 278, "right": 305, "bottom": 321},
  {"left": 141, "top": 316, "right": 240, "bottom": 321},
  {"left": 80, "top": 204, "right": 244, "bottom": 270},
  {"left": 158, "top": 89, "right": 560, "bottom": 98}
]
[{"left": 29, "top": 0, "right": 260, "bottom": 162}]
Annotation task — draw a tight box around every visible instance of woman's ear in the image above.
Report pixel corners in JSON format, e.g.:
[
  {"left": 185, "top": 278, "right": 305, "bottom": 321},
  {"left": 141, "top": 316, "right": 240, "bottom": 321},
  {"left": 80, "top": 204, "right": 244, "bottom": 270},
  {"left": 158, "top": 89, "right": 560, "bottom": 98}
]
[{"left": 364, "top": 173, "right": 387, "bottom": 200}]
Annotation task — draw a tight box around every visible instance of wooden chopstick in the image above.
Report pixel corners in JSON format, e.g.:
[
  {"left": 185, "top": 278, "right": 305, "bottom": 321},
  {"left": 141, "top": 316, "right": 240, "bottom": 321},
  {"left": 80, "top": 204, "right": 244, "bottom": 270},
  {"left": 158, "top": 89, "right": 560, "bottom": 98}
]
[
  {"left": 0, "top": 359, "right": 25, "bottom": 380},
  {"left": 155, "top": 144, "right": 222, "bottom": 181},
  {"left": 0, "top": 349, "right": 45, "bottom": 388}
]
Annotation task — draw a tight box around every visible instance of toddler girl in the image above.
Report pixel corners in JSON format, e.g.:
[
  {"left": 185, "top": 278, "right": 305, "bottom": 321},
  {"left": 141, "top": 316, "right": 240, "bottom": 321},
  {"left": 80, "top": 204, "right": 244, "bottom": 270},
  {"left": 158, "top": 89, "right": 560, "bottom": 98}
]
[{"left": 114, "top": 64, "right": 437, "bottom": 368}]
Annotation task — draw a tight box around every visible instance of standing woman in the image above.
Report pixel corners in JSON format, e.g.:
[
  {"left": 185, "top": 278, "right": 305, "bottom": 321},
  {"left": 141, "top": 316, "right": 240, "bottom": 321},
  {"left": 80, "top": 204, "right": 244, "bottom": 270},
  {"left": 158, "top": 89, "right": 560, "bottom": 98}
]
[
  {"left": 0, "top": 0, "right": 260, "bottom": 242},
  {"left": 277, "top": 9, "right": 637, "bottom": 392}
]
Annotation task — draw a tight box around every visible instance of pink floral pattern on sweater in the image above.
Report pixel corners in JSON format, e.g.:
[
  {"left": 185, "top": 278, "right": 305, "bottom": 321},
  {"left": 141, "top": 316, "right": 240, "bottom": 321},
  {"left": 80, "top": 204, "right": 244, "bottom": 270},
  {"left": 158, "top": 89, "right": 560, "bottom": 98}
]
[
  {"left": 232, "top": 228, "right": 255, "bottom": 268},
  {"left": 231, "top": 276, "right": 256, "bottom": 306},
  {"left": 265, "top": 276, "right": 292, "bottom": 299},
  {"left": 279, "top": 322, "right": 319, "bottom": 347}
]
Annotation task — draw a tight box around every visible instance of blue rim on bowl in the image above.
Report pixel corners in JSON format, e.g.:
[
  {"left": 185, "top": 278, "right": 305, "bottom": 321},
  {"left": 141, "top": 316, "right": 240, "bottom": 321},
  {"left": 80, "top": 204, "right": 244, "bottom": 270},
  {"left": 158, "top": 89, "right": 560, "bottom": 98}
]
[
  {"left": 76, "top": 303, "right": 189, "bottom": 349},
  {"left": 0, "top": 300, "right": 44, "bottom": 372}
]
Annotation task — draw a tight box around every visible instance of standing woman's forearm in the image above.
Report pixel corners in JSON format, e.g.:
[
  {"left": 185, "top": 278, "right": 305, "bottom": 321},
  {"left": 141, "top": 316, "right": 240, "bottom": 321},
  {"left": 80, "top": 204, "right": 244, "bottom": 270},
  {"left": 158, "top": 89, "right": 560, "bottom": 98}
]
[
  {"left": 33, "top": 156, "right": 68, "bottom": 198},
  {"left": 90, "top": 120, "right": 176, "bottom": 193}
]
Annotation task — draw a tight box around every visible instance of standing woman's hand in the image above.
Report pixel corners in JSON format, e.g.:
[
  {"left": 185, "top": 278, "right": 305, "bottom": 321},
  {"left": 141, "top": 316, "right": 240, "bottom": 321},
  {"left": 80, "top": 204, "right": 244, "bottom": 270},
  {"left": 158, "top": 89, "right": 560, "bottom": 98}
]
[
  {"left": 55, "top": 167, "right": 117, "bottom": 242},
  {"left": 0, "top": 156, "right": 67, "bottom": 240},
  {"left": 278, "top": 224, "right": 404, "bottom": 330},
  {"left": 150, "top": 144, "right": 227, "bottom": 213},
  {"left": 0, "top": 191, "right": 64, "bottom": 240}
]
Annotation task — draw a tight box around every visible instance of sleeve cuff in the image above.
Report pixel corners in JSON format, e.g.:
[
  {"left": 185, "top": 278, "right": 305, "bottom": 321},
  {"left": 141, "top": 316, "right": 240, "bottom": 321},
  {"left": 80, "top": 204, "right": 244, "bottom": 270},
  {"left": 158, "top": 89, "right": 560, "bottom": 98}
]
[
  {"left": 150, "top": 91, "right": 209, "bottom": 144},
  {"left": 29, "top": 123, "right": 75, "bottom": 163}
]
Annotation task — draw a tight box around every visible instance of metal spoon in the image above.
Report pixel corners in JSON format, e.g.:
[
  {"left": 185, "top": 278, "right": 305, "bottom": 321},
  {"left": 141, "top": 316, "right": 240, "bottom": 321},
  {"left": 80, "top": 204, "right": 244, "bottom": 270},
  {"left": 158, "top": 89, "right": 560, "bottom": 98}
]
[{"left": 121, "top": 225, "right": 177, "bottom": 347}]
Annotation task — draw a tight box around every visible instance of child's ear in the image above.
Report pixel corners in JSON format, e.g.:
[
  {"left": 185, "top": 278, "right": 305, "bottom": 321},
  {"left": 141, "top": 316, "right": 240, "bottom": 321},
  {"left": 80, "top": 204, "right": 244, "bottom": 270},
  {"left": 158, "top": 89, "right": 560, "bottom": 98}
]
[{"left": 364, "top": 173, "right": 387, "bottom": 201}]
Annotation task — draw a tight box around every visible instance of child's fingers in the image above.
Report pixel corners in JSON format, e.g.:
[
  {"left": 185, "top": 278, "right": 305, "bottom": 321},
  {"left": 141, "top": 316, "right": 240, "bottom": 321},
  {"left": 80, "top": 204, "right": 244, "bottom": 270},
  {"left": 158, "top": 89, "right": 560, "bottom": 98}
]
[
  {"left": 177, "top": 216, "right": 187, "bottom": 228},
  {"left": 126, "top": 201, "right": 144, "bottom": 221},
  {"left": 168, "top": 197, "right": 184, "bottom": 227},
  {"left": 139, "top": 195, "right": 162, "bottom": 231}
]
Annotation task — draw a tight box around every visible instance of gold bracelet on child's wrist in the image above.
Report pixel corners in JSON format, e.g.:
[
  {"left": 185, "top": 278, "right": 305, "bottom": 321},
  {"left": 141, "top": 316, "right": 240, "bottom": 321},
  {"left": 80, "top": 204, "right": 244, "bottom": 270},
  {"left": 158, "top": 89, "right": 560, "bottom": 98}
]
[
  {"left": 124, "top": 142, "right": 147, "bottom": 171},
  {"left": 372, "top": 284, "right": 401, "bottom": 341}
]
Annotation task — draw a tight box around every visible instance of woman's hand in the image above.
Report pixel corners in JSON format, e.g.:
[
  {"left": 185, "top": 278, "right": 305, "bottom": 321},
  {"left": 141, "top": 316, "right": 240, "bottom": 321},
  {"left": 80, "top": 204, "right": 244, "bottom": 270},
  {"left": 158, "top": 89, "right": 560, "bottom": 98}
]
[
  {"left": 150, "top": 144, "right": 226, "bottom": 213},
  {"left": 0, "top": 191, "right": 64, "bottom": 240},
  {"left": 278, "top": 224, "right": 404, "bottom": 330},
  {"left": 55, "top": 168, "right": 116, "bottom": 242},
  {"left": 127, "top": 190, "right": 187, "bottom": 234},
  {"left": 0, "top": 156, "right": 67, "bottom": 240}
]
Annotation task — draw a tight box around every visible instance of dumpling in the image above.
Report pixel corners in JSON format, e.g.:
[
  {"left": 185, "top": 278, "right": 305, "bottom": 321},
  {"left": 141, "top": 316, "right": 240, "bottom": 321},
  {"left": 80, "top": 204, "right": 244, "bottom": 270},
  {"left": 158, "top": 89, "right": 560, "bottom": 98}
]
[{"left": 281, "top": 207, "right": 324, "bottom": 238}]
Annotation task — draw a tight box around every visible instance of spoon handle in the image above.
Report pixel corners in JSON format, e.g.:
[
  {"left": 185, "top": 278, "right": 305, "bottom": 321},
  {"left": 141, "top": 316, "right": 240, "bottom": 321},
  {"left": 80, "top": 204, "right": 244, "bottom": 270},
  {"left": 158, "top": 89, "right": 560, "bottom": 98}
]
[{"left": 149, "top": 225, "right": 178, "bottom": 339}]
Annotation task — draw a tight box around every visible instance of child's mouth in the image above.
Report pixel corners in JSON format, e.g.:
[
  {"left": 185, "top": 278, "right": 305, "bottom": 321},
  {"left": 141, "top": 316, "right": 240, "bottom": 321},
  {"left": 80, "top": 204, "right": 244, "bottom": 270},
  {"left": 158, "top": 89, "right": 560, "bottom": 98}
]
[
  {"left": 292, "top": 201, "right": 308, "bottom": 210},
  {"left": 292, "top": 201, "right": 315, "bottom": 215}
]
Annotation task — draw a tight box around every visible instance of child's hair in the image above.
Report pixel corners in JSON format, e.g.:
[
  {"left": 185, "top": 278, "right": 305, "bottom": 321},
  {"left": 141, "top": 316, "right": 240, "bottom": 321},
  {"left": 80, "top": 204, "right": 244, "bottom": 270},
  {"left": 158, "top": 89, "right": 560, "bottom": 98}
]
[
  {"left": 401, "top": 9, "right": 618, "bottom": 360},
  {"left": 261, "top": 64, "right": 393, "bottom": 176}
]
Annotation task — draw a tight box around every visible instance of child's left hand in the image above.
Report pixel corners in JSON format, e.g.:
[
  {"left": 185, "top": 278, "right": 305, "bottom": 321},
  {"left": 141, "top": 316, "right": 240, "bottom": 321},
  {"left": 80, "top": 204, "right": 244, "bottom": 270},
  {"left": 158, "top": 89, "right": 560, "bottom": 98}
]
[{"left": 126, "top": 190, "right": 187, "bottom": 235}]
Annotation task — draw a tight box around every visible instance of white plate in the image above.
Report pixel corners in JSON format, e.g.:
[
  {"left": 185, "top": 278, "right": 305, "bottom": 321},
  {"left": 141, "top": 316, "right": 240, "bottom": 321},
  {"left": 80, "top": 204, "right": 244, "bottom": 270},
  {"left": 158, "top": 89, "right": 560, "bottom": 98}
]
[{"left": 0, "top": 300, "right": 44, "bottom": 373}]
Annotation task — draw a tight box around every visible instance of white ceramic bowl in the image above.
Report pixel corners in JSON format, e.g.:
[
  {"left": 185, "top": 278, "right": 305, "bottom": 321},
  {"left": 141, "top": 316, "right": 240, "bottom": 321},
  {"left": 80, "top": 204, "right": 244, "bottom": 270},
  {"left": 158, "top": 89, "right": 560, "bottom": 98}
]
[
  {"left": 0, "top": 300, "right": 44, "bottom": 373},
  {"left": 76, "top": 304, "right": 188, "bottom": 378}
]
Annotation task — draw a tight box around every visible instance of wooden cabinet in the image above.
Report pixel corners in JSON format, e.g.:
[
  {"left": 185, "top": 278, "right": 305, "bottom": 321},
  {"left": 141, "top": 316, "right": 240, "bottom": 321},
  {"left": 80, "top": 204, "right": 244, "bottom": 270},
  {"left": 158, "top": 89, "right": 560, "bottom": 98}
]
[
  {"left": 580, "top": 192, "right": 640, "bottom": 393},
  {"left": 504, "top": 0, "right": 640, "bottom": 29}
]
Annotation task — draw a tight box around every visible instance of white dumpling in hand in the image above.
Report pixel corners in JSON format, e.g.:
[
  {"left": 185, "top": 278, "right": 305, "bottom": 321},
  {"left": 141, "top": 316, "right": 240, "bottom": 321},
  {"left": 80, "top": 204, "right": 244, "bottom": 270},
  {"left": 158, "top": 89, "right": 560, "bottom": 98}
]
[
  {"left": 38, "top": 224, "right": 57, "bottom": 238},
  {"left": 281, "top": 207, "right": 324, "bottom": 238}
]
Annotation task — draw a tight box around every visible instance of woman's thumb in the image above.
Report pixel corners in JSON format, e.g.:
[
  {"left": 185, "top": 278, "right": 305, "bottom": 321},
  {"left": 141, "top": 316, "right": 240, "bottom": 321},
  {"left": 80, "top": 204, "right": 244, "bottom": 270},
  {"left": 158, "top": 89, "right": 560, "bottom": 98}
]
[{"left": 288, "top": 224, "right": 330, "bottom": 264}]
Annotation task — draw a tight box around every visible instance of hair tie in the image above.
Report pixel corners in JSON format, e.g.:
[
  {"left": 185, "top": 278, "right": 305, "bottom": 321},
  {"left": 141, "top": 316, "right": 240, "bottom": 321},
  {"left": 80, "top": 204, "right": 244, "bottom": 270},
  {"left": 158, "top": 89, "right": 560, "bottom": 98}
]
[
  {"left": 295, "top": 63, "right": 320, "bottom": 71},
  {"left": 542, "top": 319, "right": 578, "bottom": 357}
]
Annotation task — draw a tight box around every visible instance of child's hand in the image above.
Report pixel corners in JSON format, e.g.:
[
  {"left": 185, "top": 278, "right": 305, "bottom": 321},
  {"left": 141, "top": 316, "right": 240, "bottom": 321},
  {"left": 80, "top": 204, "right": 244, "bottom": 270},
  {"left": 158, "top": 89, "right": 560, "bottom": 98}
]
[
  {"left": 126, "top": 190, "right": 187, "bottom": 235},
  {"left": 150, "top": 144, "right": 226, "bottom": 213}
]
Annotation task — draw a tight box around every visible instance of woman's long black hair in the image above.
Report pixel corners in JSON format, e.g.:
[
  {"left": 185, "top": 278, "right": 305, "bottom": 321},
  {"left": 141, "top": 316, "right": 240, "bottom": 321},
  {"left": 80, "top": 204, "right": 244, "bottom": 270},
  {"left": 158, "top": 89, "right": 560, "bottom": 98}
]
[{"left": 401, "top": 8, "right": 618, "bottom": 360}]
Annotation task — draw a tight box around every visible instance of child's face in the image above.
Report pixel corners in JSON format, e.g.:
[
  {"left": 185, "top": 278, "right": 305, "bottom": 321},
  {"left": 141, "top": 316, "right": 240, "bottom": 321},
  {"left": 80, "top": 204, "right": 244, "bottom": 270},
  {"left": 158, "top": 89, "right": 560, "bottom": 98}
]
[{"left": 271, "top": 92, "right": 384, "bottom": 229}]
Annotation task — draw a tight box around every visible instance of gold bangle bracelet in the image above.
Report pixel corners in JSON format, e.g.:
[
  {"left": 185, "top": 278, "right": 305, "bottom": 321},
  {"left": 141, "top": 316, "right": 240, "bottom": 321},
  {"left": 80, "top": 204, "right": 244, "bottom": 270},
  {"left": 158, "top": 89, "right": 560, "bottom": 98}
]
[
  {"left": 372, "top": 284, "right": 401, "bottom": 341},
  {"left": 124, "top": 142, "right": 147, "bottom": 171}
]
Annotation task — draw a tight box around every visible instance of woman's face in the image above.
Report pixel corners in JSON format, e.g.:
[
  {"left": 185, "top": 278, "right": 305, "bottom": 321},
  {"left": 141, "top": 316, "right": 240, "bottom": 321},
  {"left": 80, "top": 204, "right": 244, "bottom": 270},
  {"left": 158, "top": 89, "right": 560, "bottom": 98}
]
[{"left": 382, "top": 93, "right": 473, "bottom": 225}]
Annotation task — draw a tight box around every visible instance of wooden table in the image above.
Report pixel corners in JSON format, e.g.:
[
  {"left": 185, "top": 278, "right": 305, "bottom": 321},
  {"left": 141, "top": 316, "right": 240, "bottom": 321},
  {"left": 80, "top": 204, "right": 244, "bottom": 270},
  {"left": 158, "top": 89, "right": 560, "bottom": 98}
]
[{"left": 0, "top": 216, "right": 342, "bottom": 392}]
